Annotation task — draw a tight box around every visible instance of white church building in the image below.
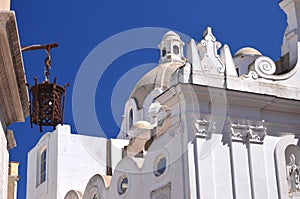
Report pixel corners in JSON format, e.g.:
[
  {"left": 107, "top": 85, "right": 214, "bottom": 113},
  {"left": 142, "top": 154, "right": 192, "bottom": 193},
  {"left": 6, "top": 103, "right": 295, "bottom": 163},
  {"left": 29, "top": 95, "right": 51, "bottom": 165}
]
[{"left": 27, "top": 0, "right": 300, "bottom": 198}]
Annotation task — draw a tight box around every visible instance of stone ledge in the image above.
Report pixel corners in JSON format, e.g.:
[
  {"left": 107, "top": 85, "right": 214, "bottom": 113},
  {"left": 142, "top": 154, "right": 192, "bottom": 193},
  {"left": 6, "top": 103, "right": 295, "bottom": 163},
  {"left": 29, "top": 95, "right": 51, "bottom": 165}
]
[{"left": 0, "top": 11, "right": 29, "bottom": 126}]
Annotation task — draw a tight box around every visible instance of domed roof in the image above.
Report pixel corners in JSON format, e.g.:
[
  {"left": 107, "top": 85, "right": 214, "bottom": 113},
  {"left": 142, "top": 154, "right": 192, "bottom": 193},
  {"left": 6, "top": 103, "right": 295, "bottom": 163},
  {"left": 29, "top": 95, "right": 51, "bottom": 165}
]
[
  {"left": 233, "top": 47, "right": 262, "bottom": 74},
  {"left": 234, "top": 47, "right": 262, "bottom": 57},
  {"left": 129, "top": 61, "right": 184, "bottom": 109},
  {"left": 162, "top": 31, "right": 181, "bottom": 41}
]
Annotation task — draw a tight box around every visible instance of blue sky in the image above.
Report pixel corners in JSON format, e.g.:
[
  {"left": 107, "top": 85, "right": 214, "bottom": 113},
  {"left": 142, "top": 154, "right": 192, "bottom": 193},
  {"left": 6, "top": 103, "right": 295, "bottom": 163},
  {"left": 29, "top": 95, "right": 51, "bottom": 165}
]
[{"left": 9, "top": 0, "right": 286, "bottom": 198}]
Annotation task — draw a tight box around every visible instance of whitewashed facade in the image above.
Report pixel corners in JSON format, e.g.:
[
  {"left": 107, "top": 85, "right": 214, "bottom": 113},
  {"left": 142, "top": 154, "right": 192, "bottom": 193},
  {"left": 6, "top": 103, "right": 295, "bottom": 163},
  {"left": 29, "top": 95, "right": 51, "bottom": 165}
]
[
  {"left": 27, "top": 0, "right": 300, "bottom": 198},
  {"left": 26, "top": 125, "right": 128, "bottom": 199}
]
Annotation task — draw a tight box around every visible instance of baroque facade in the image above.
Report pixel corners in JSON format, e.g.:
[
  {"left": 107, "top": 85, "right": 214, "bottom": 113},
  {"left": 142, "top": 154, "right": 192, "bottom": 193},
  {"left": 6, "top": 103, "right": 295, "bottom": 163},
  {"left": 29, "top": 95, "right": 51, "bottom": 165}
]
[{"left": 27, "top": 0, "right": 300, "bottom": 198}]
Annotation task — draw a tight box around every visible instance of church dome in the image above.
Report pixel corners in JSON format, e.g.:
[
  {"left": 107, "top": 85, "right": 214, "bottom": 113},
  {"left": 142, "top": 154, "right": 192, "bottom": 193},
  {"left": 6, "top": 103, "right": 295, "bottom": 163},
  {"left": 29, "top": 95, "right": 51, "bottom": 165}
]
[
  {"left": 129, "top": 61, "right": 184, "bottom": 109},
  {"left": 234, "top": 47, "right": 262, "bottom": 58},
  {"left": 233, "top": 47, "right": 262, "bottom": 75},
  {"left": 129, "top": 31, "right": 186, "bottom": 109},
  {"left": 162, "top": 31, "right": 181, "bottom": 41}
]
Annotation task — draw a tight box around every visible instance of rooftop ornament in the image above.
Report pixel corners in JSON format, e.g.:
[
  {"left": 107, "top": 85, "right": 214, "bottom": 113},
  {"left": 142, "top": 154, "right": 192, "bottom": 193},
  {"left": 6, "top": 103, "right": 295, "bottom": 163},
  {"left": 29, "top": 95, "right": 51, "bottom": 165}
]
[{"left": 22, "top": 43, "right": 69, "bottom": 132}]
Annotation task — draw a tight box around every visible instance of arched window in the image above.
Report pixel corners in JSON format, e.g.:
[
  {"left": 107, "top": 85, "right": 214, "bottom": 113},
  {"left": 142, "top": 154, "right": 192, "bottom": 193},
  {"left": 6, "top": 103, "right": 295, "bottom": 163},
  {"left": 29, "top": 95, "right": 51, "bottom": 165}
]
[
  {"left": 162, "top": 47, "right": 167, "bottom": 57},
  {"left": 129, "top": 109, "right": 133, "bottom": 128},
  {"left": 40, "top": 149, "right": 47, "bottom": 184},
  {"left": 154, "top": 156, "right": 167, "bottom": 177},
  {"left": 173, "top": 45, "right": 179, "bottom": 55},
  {"left": 118, "top": 176, "right": 128, "bottom": 195}
]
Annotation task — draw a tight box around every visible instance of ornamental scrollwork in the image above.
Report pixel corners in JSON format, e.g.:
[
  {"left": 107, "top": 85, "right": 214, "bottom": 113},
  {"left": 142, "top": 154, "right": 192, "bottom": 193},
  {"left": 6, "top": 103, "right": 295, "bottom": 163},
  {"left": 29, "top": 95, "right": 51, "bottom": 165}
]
[{"left": 198, "top": 27, "right": 225, "bottom": 74}]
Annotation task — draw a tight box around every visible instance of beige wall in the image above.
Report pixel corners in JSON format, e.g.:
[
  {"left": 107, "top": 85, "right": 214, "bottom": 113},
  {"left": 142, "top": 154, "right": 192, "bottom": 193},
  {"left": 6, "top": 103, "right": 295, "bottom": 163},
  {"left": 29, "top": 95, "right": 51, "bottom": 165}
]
[
  {"left": 0, "top": 0, "right": 10, "bottom": 11},
  {"left": 7, "top": 162, "right": 19, "bottom": 199}
]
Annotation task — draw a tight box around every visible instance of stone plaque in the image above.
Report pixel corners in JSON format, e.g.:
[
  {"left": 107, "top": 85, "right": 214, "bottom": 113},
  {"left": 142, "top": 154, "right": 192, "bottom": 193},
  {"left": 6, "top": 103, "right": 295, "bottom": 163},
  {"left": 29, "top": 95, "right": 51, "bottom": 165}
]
[{"left": 150, "top": 183, "right": 171, "bottom": 199}]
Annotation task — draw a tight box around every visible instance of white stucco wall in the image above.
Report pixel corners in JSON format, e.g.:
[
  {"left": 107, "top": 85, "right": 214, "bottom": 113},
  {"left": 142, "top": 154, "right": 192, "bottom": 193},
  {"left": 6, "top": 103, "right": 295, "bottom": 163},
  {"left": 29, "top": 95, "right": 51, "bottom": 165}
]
[
  {"left": 189, "top": 134, "right": 294, "bottom": 199},
  {"left": 98, "top": 130, "right": 188, "bottom": 199},
  {"left": 26, "top": 125, "right": 108, "bottom": 199},
  {"left": 0, "top": 120, "right": 8, "bottom": 199},
  {"left": 110, "top": 139, "right": 129, "bottom": 174}
]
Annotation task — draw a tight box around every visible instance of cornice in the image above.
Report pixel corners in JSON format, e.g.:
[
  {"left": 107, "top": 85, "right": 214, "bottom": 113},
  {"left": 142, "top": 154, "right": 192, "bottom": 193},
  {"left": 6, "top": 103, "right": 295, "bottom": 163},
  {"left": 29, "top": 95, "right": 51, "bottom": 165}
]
[{"left": 0, "top": 11, "right": 29, "bottom": 126}]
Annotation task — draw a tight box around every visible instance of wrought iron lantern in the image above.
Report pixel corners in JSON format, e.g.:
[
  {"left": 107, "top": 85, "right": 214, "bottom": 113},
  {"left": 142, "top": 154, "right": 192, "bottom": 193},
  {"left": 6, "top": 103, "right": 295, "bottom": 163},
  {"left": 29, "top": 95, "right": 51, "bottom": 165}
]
[{"left": 22, "top": 43, "right": 69, "bottom": 132}]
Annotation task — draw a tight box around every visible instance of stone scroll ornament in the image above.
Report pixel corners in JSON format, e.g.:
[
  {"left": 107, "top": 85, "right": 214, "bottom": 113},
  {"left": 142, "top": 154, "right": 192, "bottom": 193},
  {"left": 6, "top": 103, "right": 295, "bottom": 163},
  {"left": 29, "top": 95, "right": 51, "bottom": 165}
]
[
  {"left": 243, "top": 55, "right": 299, "bottom": 81},
  {"left": 243, "top": 56, "right": 277, "bottom": 80},
  {"left": 287, "top": 153, "right": 300, "bottom": 196}
]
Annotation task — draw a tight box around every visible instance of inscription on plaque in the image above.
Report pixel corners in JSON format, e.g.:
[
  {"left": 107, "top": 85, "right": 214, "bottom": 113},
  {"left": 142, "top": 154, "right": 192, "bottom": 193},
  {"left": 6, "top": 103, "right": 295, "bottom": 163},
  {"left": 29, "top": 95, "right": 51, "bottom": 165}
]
[{"left": 150, "top": 183, "right": 171, "bottom": 199}]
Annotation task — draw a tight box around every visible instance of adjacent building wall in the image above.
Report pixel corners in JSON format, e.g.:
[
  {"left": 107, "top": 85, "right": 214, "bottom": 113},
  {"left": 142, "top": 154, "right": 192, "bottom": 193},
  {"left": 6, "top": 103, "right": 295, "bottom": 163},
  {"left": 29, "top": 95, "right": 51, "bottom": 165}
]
[
  {"left": 27, "top": 125, "right": 109, "bottom": 199},
  {"left": 0, "top": 0, "right": 10, "bottom": 11},
  {"left": 7, "top": 162, "right": 20, "bottom": 199},
  {"left": 0, "top": 118, "right": 8, "bottom": 199}
]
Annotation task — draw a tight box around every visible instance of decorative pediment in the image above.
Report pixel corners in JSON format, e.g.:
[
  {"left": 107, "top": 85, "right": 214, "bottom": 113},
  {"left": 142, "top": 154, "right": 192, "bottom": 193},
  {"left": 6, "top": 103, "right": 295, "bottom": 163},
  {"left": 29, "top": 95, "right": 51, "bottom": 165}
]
[
  {"left": 183, "top": 27, "right": 225, "bottom": 88},
  {"left": 197, "top": 27, "right": 225, "bottom": 74}
]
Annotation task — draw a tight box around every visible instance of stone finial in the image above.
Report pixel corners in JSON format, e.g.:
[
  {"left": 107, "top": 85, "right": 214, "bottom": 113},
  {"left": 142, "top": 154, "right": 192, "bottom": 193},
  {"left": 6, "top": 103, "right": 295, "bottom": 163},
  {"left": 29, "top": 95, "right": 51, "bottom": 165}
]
[
  {"left": 220, "top": 44, "right": 238, "bottom": 77},
  {"left": 182, "top": 27, "right": 226, "bottom": 88},
  {"left": 186, "top": 39, "right": 201, "bottom": 70}
]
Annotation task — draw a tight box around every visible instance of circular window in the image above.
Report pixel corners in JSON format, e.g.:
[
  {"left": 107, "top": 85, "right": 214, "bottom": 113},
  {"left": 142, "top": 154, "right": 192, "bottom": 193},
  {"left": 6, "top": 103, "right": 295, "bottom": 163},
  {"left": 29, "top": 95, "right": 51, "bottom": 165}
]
[
  {"left": 154, "top": 156, "right": 167, "bottom": 176},
  {"left": 118, "top": 176, "right": 128, "bottom": 195},
  {"left": 173, "top": 45, "right": 179, "bottom": 55},
  {"left": 162, "top": 47, "right": 167, "bottom": 57}
]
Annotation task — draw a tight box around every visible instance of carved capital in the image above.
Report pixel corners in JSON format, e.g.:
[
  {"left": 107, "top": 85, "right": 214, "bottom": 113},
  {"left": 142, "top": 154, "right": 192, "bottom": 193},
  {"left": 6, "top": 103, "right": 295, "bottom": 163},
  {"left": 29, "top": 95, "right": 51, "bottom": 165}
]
[
  {"left": 195, "top": 119, "right": 215, "bottom": 138},
  {"left": 230, "top": 123, "right": 266, "bottom": 143}
]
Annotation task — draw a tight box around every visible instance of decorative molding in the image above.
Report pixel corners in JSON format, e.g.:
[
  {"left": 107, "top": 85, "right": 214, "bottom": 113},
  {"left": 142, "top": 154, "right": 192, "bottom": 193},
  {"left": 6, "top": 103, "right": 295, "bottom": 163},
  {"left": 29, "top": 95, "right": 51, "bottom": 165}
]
[
  {"left": 229, "top": 123, "right": 266, "bottom": 143},
  {"left": 0, "top": 12, "right": 29, "bottom": 125},
  {"left": 243, "top": 70, "right": 259, "bottom": 80},
  {"left": 5, "top": 12, "right": 29, "bottom": 117},
  {"left": 241, "top": 51, "right": 298, "bottom": 82},
  {"left": 254, "top": 56, "right": 276, "bottom": 75},
  {"left": 82, "top": 174, "right": 103, "bottom": 199},
  {"left": 195, "top": 119, "right": 215, "bottom": 138},
  {"left": 0, "top": 44, "right": 15, "bottom": 123},
  {"left": 197, "top": 27, "right": 225, "bottom": 74},
  {"left": 64, "top": 190, "right": 83, "bottom": 199},
  {"left": 243, "top": 56, "right": 277, "bottom": 80}
]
